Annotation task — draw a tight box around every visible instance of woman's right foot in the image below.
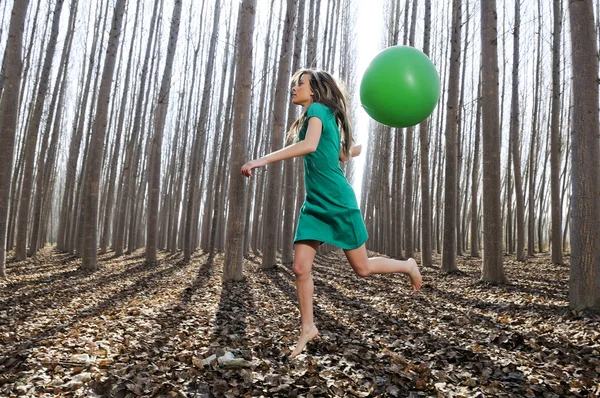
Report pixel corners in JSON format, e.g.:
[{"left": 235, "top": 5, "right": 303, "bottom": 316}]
[
  {"left": 407, "top": 258, "right": 422, "bottom": 290},
  {"left": 290, "top": 326, "right": 318, "bottom": 358}
]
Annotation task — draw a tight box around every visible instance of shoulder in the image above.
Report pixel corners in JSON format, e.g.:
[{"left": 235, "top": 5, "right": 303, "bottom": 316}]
[{"left": 306, "top": 102, "right": 333, "bottom": 119}]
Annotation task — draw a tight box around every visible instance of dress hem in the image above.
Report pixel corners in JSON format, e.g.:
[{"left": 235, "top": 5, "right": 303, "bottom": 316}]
[{"left": 293, "top": 235, "right": 368, "bottom": 251}]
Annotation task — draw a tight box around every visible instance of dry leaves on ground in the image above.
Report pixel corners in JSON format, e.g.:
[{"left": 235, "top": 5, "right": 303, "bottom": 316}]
[{"left": 0, "top": 247, "right": 599, "bottom": 397}]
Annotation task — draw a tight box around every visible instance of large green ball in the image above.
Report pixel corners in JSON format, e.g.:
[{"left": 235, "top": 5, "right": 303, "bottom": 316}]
[{"left": 360, "top": 46, "right": 440, "bottom": 128}]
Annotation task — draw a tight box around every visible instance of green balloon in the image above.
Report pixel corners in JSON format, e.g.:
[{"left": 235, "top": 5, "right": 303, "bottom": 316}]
[{"left": 360, "top": 46, "right": 440, "bottom": 128}]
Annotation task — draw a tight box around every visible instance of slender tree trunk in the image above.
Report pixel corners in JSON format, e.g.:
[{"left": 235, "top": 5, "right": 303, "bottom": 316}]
[
  {"left": 403, "top": 0, "right": 418, "bottom": 259},
  {"left": 480, "top": 0, "right": 506, "bottom": 283},
  {"left": 441, "top": 0, "right": 461, "bottom": 273},
  {"left": 0, "top": 0, "right": 30, "bottom": 277},
  {"left": 510, "top": 0, "right": 526, "bottom": 262},
  {"left": 29, "top": 0, "right": 78, "bottom": 256},
  {"left": 282, "top": 0, "right": 306, "bottom": 264},
  {"left": 261, "top": 0, "right": 297, "bottom": 269},
  {"left": 81, "top": 0, "right": 127, "bottom": 271},
  {"left": 550, "top": 0, "right": 563, "bottom": 264},
  {"left": 146, "top": 0, "right": 182, "bottom": 264},
  {"left": 419, "top": 0, "right": 432, "bottom": 266},
  {"left": 15, "top": 0, "right": 65, "bottom": 260},
  {"left": 183, "top": 0, "right": 221, "bottom": 261},
  {"left": 223, "top": 0, "right": 257, "bottom": 281},
  {"left": 471, "top": 73, "right": 481, "bottom": 257},
  {"left": 114, "top": 0, "right": 160, "bottom": 257}
]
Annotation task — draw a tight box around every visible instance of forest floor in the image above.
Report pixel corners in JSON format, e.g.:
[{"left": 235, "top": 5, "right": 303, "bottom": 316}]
[{"left": 0, "top": 247, "right": 599, "bottom": 398}]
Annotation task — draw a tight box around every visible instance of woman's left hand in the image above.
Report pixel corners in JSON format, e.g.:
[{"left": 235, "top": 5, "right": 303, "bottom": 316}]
[{"left": 241, "top": 159, "right": 264, "bottom": 177}]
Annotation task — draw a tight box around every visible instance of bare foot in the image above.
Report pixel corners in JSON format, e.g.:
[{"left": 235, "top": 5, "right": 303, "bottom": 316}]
[
  {"left": 407, "top": 258, "right": 422, "bottom": 290},
  {"left": 290, "top": 326, "right": 318, "bottom": 358}
]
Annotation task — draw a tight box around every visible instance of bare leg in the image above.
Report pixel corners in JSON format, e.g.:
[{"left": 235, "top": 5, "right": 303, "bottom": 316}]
[
  {"left": 344, "top": 244, "right": 422, "bottom": 290},
  {"left": 290, "top": 240, "right": 320, "bottom": 358}
]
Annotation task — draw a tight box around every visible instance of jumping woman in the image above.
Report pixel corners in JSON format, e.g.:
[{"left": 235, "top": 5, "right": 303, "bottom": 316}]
[{"left": 241, "top": 69, "right": 422, "bottom": 358}]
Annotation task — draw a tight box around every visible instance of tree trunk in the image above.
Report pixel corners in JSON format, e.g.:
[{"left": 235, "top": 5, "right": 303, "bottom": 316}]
[
  {"left": 261, "top": 0, "right": 297, "bottom": 269},
  {"left": 15, "top": 0, "right": 65, "bottom": 260},
  {"left": 183, "top": 0, "right": 221, "bottom": 261},
  {"left": 441, "top": 0, "right": 461, "bottom": 273},
  {"left": 510, "top": 0, "right": 526, "bottom": 262},
  {"left": 419, "top": 0, "right": 432, "bottom": 266},
  {"left": 282, "top": 0, "right": 306, "bottom": 264},
  {"left": 81, "top": 0, "right": 127, "bottom": 271},
  {"left": 223, "top": 0, "right": 258, "bottom": 282},
  {"left": 471, "top": 73, "right": 481, "bottom": 258},
  {"left": 0, "top": 0, "right": 30, "bottom": 277},
  {"left": 568, "top": 0, "right": 600, "bottom": 311},
  {"left": 403, "top": 0, "right": 418, "bottom": 259},
  {"left": 29, "top": 0, "right": 78, "bottom": 257},
  {"left": 550, "top": 0, "right": 563, "bottom": 265},
  {"left": 146, "top": 0, "right": 182, "bottom": 264},
  {"left": 114, "top": 0, "right": 161, "bottom": 257},
  {"left": 480, "top": 0, "right": 506, "bottom": 283}
]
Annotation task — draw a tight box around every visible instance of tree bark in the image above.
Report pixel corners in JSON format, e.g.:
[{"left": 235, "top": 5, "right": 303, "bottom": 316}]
[
  {"left": 114, "top": 0, "right": 161, "bottom": 257},
  {"left": 480, "top": 0, "right": 506, "bottom": 283},
  {"left": 470, "top": 73, "right": 481, "bottom": 258},
  {"left": 183, "top": 0, "right": 221, "bottom": 261},
  {"left": 510, "top": 0, "right": 526, "bottom": 262},
  {"left": 0, "top": 0, "right": 30, "bottom": 277},
  {"left": 568, "top": 0, "right": 600, "bottom": 312},
  {"left": 146, "top": 0, "right": 182, "bottom": 264},
  {"left": 223, "top": 0, "right": 258, "bottom": 282},
  {"left": 15, "top": 0, "right": 65, "bottom": 260},
  {"left": 261, "top": 0, "right": 297, "bottom": 269},
  {"left": 419, "top": 0, "right": 432, "bottom": 266},
  {"left": 81, "top": 0, "right": 127, "bottom": 271},
  {"left": 550, "top": 0, "right": 563, "bottom": 265},
  {"left": 441, "top": 0, "right": 461, "bottom": 273}
]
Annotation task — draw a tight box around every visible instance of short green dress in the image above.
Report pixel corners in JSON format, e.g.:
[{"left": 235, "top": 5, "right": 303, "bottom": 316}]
[{"left": 293, "top": 102, "right": 369, "bottom": 250}]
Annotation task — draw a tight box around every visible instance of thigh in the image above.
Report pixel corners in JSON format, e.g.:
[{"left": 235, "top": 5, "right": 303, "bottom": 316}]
[{"left": 293, "top": 240, "right": 320, "bottom": 274}]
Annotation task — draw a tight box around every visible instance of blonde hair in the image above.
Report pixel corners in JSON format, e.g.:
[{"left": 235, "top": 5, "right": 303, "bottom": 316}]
[{"left": 287, "top": 69, "right": 354, "bottom": 158}]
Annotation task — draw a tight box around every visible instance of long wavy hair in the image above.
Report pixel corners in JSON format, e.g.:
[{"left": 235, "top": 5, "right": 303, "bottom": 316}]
[{"left": 287, "top": 69, "right": 354, "bottom": 158}]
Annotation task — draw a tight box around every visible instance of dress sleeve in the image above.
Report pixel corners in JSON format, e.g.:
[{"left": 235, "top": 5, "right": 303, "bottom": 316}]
[{"left": 306, "top": 102, "right": 329, "bottom": 124}]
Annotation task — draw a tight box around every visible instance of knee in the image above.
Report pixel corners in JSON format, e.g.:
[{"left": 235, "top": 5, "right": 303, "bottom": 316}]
[
  {"left": 292, "top": 261, "right": 312, "bottom": 280},
  {"left": 353, "top": 264, "right": 371, "bottom": 278}
]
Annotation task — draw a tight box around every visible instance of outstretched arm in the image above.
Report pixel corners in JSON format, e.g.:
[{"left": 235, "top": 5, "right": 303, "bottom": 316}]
[
  {"left": 241, "top": 117, "right": 323, "bottom": 177},
  {"left": 339, "top": 144, "right": 362, "bottom": 162}
]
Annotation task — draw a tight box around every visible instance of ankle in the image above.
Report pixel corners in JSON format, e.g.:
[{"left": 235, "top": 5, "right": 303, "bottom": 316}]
[{"left": 301, "top": 325, "right": 317, "bottom": 334}]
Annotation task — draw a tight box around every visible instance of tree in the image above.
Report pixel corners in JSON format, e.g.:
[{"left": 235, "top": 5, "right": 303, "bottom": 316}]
[
  {"left": 261, "top": 0, "right": 298, "bottom": 269},
  {"left": 14, "top": 0, "right": 65, "bottom": 261},
  {"left": 0, "top": 0, "right": 30, "bottom": 277},
  {"left": 183, "top": 0, "right": 221, "bottom": 262},
  {"left": 441, "top": 0, "right": 461, "bottom": 273},
  {"left": 146, "top": 0, "right": 182, "bottom": 264},
  {"left": 568, "top": 0, "right": 600, "bottom": 311},
  {"left": 510, "top": 0, "right": 526, "bottom": 262},
  {"left": 471, "top": 74, "right": 481, "bottom": 258},
  {"left": 550, "top": 0, "right": 563, "bottom": 265},
  {"left": 223, "top": 0, "right": 258, "bottom": 282},
  {"left": 480, "top": 0, "right": 506, "bottom": 283},
  {"left": 114, "top": 0, "right": 161, "bottom": 257},
  {"left": 29, "top": 0, "right": 79, "bottom": 257},
  {"left": 419, "top": 0, "right": 433, "bottom": 267},
  {"left": 81, "top": 0, "right": 128, "bottom": 271}
]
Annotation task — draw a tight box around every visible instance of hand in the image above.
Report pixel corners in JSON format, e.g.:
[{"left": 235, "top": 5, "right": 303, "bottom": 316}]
[
  {"left": 241, "top": 159, "right": 263, "bottom": 177},
  {"left": 351, "top": 144, "right": 362, "bottom": 157}
]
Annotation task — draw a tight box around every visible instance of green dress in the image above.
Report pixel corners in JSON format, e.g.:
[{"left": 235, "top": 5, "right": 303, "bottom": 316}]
[{"left": 293, "top": 102, "right": 369, "bottom": 250}]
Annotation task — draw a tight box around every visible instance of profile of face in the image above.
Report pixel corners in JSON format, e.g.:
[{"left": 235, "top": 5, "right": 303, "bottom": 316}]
[{"left": 291, "top": 73, "right": 314, "bottom": 107}]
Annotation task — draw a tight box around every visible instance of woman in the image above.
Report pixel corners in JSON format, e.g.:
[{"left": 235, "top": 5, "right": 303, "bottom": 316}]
[{"left": 241, "top": 69, "right": 422, "bottom": 358}]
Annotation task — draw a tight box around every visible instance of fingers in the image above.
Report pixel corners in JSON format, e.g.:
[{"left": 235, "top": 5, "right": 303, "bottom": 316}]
[{"left": 241, "top": 164, "right": 252, "bottom": 177}]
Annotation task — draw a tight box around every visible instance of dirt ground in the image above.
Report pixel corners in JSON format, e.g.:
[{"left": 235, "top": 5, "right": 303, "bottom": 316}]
[{"left": 1, "top": 247, "right": 598, "bottom": 397}]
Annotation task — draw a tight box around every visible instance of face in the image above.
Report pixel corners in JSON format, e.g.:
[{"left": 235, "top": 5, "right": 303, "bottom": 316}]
[{"left": 291, "top": 73, "right": 313, "bottom": 107}]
